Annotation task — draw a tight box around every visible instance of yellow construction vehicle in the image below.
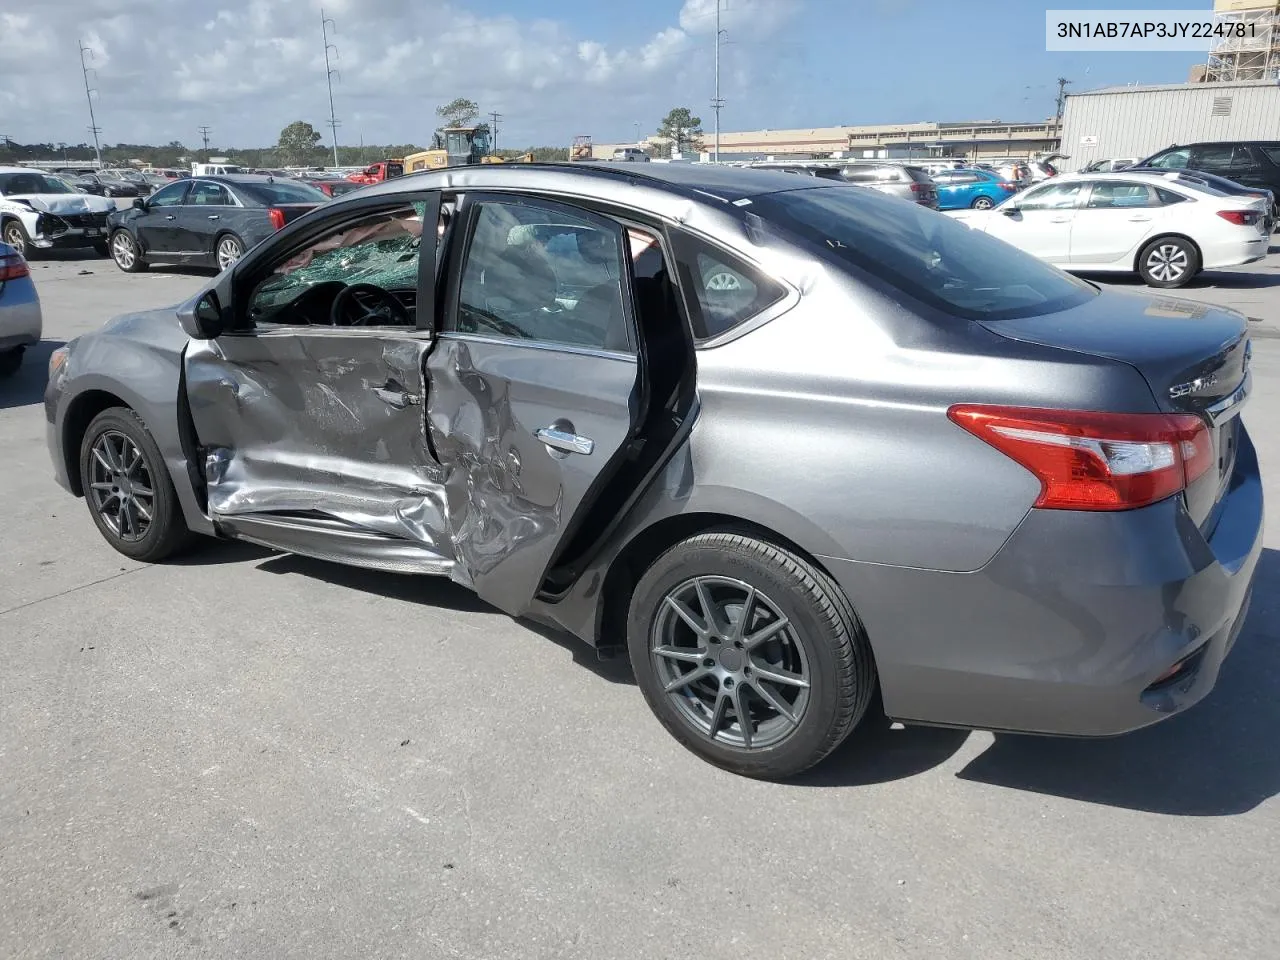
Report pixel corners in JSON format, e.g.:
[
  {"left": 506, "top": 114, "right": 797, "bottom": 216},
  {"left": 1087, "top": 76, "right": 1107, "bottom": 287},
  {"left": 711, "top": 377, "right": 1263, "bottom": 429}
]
[{"left": 403, "top": 124, "right": 533, "bottom": 173}]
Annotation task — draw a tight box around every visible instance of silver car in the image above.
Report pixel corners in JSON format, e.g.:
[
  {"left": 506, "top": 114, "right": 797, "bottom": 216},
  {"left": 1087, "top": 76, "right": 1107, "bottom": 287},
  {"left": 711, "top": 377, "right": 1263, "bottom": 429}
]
[
  {"left": 0, "top": 241, "right": 41, "bottom": 377},
  {"left": 44, "top": 164, "right": 1261, "bottom": 779},
  {"left": 838, "top": 162, "right": 939, "bottom": 207}
]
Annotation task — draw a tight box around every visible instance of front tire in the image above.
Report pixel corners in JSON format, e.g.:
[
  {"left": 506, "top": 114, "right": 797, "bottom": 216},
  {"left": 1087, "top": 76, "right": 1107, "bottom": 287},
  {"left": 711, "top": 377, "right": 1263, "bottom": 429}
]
[
  {"left": 1138, "top": 236, "right": 1199, "bottom": 288},
  {"left": 2, "top": 219, "right": 31, "bottom": 259},
  {"left": 110, "top": 230, "right": 148, "bottom": 273},
  {"left": 627, "top": 532, "right": 876, "bottom": 780},
  {"left": 78, "top": 408, "right": 188, "bottom": 562}
]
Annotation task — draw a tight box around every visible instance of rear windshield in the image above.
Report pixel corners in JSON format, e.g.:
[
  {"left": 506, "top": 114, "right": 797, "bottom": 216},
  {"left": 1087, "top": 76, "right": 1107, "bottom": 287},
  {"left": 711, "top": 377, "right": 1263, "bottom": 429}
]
[
  {"left": 903, "top": 166, "right": 934, "bottom": 183},
  {"left": 237, "top": 180, "right": 329, "bottom": 205},
  {"left": 386, "top": 163, "right": 404, "bottom": 178},
  {"left": 751, "top": 186, "right": 1096, "bottom": 321}
]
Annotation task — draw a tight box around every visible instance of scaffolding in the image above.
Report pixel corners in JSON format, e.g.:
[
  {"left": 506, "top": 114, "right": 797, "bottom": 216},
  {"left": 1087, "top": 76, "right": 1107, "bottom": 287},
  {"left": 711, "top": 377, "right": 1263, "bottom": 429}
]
[{"left": 1206, "top": 1, "right": 1280, "bottom": 82}]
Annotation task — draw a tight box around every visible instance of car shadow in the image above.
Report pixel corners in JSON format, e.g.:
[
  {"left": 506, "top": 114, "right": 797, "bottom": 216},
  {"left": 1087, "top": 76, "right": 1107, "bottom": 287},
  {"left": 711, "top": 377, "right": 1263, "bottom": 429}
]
[
  {"left": 952, "top": 547, "right": 1280, "bottom": 816},
  {"left": 1086, "top": 270, "right": 1280, "bottom": 290},
  {"left": 0, "top": 339, "right": 65, "bottom": 410},
  {"left": 252, "top": 551, "right": 632, "bottom": 684}
]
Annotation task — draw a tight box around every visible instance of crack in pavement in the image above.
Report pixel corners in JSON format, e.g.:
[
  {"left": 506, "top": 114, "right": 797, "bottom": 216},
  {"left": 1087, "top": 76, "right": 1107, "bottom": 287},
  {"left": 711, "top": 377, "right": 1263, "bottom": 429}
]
[{"left": 0, "top": 566, "right": 148, "bottom": 618}]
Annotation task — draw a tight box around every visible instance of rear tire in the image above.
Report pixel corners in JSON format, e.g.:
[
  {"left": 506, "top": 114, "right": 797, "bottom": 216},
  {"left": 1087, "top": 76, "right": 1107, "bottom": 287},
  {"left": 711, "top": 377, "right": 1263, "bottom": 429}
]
[
  {"left": 215, "top": 233, "right": 244, "bottom": 271},
  {"left": 0, "top": 347, "right": 23, "bottom": 378},
  {"left": 78, "top": 407, "right": 189, "bottom": 562},
  {"left": 1138, "top": 236, "right": 1199, "bottom": 288},
  {"left": 971, "top": 195, "right": 995, "bottom": 209},
  {"left": 627, "top": 532, "right": 876, "bottom": 780}
]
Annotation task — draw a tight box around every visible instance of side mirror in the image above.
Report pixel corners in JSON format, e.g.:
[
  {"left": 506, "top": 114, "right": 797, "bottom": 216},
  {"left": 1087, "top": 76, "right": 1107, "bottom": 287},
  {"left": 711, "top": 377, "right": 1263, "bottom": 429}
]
[
  {"left": 177, "top": 290, "right": 224, "bottom": 340},
  {"left": 1001, "top": 204, "right": 1021, "bottom": 216},
  {"left": 132, "top": 197, "right": 146, "bottom": 210}
]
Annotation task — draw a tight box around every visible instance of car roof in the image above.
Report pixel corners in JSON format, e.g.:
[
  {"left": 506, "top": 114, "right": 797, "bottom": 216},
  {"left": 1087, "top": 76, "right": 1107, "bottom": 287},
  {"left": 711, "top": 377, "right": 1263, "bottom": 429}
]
[
  {"left": 193, "top": 174, "right": 297, "bottom": 185},
  {"left": 372, "top": 161, "right": 833, "bottom": 204}
]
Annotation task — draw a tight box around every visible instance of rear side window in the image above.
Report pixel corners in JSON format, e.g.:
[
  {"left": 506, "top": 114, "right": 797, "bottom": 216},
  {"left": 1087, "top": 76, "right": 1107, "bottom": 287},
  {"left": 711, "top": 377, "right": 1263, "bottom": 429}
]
[
  {"left": 1156, "top": 188, "right": 1188, "bottom": 204},
  {"left": 237, "top": 180, "right": 329, "bottom": 205},
  {"left": 1261, "top": 146, "right": 1280, "bottom": 165},
  {"left": 671, "top": 235, "right": 786, "bottom": 340},
  {"left": 751, "top": 186, "right": 1095, "bottom": 322}
]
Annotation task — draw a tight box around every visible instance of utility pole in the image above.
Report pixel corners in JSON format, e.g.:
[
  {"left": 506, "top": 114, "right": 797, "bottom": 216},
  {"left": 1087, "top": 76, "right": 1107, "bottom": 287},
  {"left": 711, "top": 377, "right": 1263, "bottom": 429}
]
[
  {"left": 1054, "top": 77, "right": 1071, "bottom": 127},
  {"left": 711, "top": 0, "right": 727, "bottom": 162},
  {"left": 321, "top": 9, "right": 341, "bottom": 167},
  {"left": 489, "top": 111, "right": 503, "bottom": 154},
  {"left": 198, "top": 125, "right": 212, "bottom": 154},
  {"left": 79, "top": 40, "right": 103, "bottom": 168},
  {"left": 633, "top": 121, "right": 640, "bottom": 146}
]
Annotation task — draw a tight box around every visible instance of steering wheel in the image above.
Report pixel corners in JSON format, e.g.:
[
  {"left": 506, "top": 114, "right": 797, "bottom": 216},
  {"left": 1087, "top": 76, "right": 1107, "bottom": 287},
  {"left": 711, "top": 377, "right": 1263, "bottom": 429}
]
[{"left": 329, "top": 283, "right": 411, "bottom": 327}]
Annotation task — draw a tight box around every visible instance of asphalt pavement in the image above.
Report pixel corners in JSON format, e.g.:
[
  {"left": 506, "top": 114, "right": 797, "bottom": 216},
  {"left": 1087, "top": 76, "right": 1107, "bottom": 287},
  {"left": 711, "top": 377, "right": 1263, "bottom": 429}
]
[{"left": 2, "top": 249, "right": 1280, "bottom": 960}]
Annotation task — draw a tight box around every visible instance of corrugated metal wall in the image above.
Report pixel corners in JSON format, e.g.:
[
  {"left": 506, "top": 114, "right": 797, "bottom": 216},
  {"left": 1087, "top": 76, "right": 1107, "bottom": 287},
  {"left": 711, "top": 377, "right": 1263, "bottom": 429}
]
[{"left": 1060, "top": 83, "right": 1280, "bottom": 169}]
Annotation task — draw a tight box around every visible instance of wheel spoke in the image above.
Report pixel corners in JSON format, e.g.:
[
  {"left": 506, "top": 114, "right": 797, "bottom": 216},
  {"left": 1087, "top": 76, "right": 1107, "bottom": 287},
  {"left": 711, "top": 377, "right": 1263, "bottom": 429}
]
[
  {"left": 750, "top": 660, "right": 810, "bottom": 689},
  {"left": 653, "top": 644, "right": 706, "bottom": 665},
  {"left": 124, "top": 445, "right": 142, "bottom": 475},
  {"left": 745, "top": 614, "right": 790, "bottom": 651},
  {"left": 90, "top": 481, "right": 115, "bottom": 492},
  {"left": 693, "top": 578, "right": 728, "bottom": 636},
  {"left": 706, "top": 690, "right": 729, "bottom": 739},
  {"left": 664, "top": 595, "right": 709, "bottom": 637},
  {"left": 731, "top": 684, "right": 753, "bottom": 749},
  {"left": 663, "top": 664, "right": 714, "bottom": 694},
  {"left": 133, "top": 498, "right": 153, "bottom": 522},
  {"left": 119, "top": 499, "right": 135, "bottom": 538},
  {"left": 92, "top": 446, "right": 116, "bottom": 474},
  {"left": 749, "top": 678, "right": 799, "bottom": 725},
  {"left": 131, "top": 482, "right": 154, "bottom": 498},
  {"left": 731, "top": 584, "right": 757, "bottom": 641}
]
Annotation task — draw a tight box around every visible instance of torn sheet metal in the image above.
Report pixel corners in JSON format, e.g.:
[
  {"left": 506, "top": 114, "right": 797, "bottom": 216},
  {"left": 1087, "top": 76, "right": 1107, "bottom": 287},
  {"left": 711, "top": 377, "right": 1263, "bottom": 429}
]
[{"left": 185, "top": 331, "right": 454, "bottom": 566}]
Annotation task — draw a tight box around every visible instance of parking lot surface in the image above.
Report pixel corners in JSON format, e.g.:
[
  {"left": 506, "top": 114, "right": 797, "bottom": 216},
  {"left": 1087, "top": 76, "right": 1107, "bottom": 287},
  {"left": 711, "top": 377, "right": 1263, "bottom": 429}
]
[{"left": 3, "top": 250, "right": 1280, "bottom": 960}]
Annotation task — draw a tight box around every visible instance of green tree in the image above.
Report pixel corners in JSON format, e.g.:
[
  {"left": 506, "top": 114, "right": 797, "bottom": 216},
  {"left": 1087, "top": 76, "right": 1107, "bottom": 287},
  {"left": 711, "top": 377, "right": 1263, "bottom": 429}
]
[
  {"left": 656, "top": 107, "right": 704, "bottom": 156},
  {"left": 277, "top": 121, "right": 322, "bottom": 165},
  {"left": 436, "top": 97, "right": 480, "bottom": 128}
]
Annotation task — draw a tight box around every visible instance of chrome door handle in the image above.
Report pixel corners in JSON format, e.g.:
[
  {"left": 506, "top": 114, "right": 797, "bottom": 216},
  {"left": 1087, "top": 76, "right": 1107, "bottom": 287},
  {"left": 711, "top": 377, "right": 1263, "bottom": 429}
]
[
  {"left": 1127, "top": 215, "right": 1152, "bottom": 222},
  {"left": 164, "top": 215, "right": 176, "bottom": 220},
  {"left": 372, "top": 386, "right": 419, "bottom": 409},
  {"left": 1049, "top": 216, "right": 1071, "bottom": 223},
  {"left": 535, "top": 427, "right": 594, "bottom": 455},
  {"left": 207, "top": 214, "right": 220, "bottom": 220}
]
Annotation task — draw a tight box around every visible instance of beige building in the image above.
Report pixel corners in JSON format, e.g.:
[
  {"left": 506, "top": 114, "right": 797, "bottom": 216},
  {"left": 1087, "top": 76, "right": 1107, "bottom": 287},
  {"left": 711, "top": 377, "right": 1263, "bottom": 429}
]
[{"left": 593, "top": 119, "right": 1063, "bottom": 162}]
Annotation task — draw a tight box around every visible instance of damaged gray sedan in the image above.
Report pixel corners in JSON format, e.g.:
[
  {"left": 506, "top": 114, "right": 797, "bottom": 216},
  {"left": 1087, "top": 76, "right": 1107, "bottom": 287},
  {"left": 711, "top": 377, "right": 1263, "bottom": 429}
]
[{"left": 45, "top": 164, "right": 1261, "bottom": 779}]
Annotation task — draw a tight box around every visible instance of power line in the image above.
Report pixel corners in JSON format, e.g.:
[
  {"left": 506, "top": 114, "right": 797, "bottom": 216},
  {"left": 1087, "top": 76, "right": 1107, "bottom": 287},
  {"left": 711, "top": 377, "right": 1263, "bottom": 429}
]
[
  {"left": 489, "top": 111, "right": 503, "bottom": 153},
  {"left": 78, "top": 39, "right": 103, "bottom": 167},
  {"left": 198, "top": 125, "right": 212, "bottom": 152},
  {"left": 321, "top": 8, "right": 341, "bottom": 167}
]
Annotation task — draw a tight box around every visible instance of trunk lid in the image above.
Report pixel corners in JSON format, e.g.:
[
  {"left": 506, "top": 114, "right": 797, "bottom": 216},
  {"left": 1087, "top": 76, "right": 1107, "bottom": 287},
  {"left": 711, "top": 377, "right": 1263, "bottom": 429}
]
[{"left": 980, "top": 289, "right": 1251, "bottom": 529}]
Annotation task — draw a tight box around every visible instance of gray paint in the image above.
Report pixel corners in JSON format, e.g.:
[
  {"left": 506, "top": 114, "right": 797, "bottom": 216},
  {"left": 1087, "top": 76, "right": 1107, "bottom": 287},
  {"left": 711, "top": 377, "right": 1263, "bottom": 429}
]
[
  {"left": 1061, "top": 80, "right": 1280, "bottom": 170},
  {"left": 45, "top": 162, "right": 1263, "bottom": 742}
]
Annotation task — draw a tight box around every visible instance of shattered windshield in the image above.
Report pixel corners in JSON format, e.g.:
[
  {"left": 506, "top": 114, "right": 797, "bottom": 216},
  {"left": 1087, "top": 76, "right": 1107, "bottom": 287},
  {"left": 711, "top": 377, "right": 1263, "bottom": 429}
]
[
  {"left": 0, "top": 172, "right": 78, "bottom": 196},
  {"left": 249, "top": 203, "right": 425, "bottom": 320}
]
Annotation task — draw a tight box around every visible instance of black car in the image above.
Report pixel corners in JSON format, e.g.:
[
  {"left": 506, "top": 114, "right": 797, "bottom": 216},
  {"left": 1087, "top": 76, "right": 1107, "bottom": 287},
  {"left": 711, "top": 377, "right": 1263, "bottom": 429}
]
[
  {"left": 71, "top": 173, "right": 141, "bottom": 198},
  {"left": 106, "top": 175, "right": 327, "bottom": 273},
  {"left": 1137, "top": 141, "right": 1280, "bottom": 225}
]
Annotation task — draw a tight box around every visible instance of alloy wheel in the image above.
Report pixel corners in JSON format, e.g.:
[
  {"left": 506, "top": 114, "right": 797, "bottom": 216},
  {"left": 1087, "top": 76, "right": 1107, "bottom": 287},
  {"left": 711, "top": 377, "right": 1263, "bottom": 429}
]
[
  {"left": 88, "top": 430, "right": 155, "bottom": 543},
  {"left": 111, "top": 232, "right": 136, "bottom": 269},
  {"left": 216, "top": 236, "right": 243, "bottom": 271},
  {"left": 3, "top": 223, "right": 25, "bottom": 256},
  {"left": 650, "top": 576, "right": 811, "bottom": 750},
  {"left": 973, "top": 196, "right": 994, "bottom": 209},
  {"left": 1145, "top": 244, "right": 1188, "bottom": 283}
]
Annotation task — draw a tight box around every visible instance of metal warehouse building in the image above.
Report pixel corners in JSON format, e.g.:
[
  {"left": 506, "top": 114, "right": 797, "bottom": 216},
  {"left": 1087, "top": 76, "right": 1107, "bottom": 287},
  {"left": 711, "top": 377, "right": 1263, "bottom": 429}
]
[{"left": 1061, "top": 79, "right": 1280, "bottom": 170}]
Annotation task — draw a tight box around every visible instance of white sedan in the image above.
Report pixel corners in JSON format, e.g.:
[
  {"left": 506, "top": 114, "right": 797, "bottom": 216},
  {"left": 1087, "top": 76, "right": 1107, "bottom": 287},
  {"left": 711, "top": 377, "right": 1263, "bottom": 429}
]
[
  {"left": 946, "top": 171, "right": 1270, "bottom": 288},
  {"left": 0, "top": 166, "right": 116, "bottom": 259}
]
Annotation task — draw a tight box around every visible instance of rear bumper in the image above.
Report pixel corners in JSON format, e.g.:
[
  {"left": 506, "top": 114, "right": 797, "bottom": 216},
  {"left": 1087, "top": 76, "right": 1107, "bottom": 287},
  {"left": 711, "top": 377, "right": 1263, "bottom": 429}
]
[
  {"left": 1201, "top": 234, "right": 1271, "bottom": 270},
  {"left": 825, "top": 427, "right": 1263, "bottom": 737},
  {"left": 0, "top": 286, "right": 42, "bottom": 349}
]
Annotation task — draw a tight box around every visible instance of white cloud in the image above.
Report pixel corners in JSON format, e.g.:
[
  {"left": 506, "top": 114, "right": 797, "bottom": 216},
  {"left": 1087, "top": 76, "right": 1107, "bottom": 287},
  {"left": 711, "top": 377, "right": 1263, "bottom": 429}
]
[{"left": 0, "top": 0, "right": 804, "bottom": 149}]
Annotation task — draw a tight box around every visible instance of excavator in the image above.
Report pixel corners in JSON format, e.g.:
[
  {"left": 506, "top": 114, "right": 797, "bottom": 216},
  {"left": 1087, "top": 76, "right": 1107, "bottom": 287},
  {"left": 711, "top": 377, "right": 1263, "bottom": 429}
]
[{"left": 403, "top": 124, "right": 534, "bottom": 173}]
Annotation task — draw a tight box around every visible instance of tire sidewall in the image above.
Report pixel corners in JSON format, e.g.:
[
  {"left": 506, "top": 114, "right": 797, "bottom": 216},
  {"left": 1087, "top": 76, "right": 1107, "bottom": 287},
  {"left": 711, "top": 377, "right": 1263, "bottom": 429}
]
[
  {"left": 78, "top": 408, "right": 180, "bottom": 561},
  {"left": 627, "top": 537, "right": 850, "bottom": 777},
  {"left": 216, "top": 233, "right": 244, "bottom": 270},
  {"left": 1139, "top": 236, "right": 1199, "bottom": 288}
]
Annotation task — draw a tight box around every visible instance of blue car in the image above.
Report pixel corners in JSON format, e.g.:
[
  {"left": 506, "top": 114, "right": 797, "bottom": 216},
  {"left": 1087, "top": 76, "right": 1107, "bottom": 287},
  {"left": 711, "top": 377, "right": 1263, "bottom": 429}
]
[{"left": 932, "top": 168, "right": 1019, "bottom": 211}]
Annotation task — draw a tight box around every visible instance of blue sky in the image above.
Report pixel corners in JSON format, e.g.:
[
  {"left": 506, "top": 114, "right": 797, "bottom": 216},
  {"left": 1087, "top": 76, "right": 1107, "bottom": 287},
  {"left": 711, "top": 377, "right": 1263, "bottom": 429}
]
[{"left": 4, "top": 0, "right": 1211, "bottom": 148}]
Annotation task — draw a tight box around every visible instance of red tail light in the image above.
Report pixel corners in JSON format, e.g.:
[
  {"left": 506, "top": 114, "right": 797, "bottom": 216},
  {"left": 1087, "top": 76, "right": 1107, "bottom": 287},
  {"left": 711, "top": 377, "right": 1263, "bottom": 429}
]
[
  {"left": 947, "top": 405, "right": 1213, "bottom": 511},
  {"left": 998, "top": 182, "right": 1016, "bottom": 190},
  {"left": 1217, "top": 209, "right": 1259, "bottom": 226},
  {"left": 910, "top": 182, "right": 930, "bottom": 194},
  {"left": 0, "top": 251, "right": 30, "bottom": 281},
  {"left": 268, "top": 207, "right": 286, "bottom": 230}
]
